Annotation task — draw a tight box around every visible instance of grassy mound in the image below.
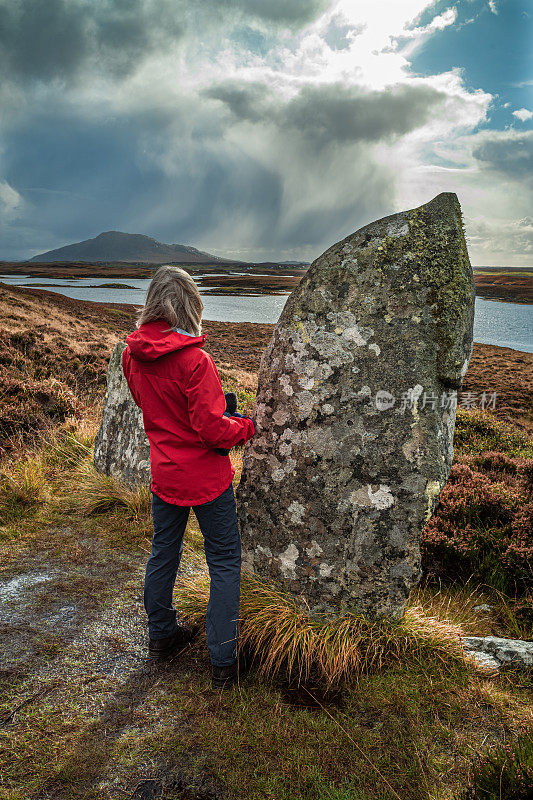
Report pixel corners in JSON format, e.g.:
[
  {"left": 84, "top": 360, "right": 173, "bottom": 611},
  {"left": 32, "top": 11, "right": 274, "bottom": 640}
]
[{"left": 453, "top": 409, "right": 533, "bottom": 458}]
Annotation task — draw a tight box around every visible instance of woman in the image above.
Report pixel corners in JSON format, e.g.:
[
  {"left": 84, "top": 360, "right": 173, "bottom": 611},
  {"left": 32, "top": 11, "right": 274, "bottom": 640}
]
[{"left": 122, "top": 266, "right": 255, "bottom": 689}]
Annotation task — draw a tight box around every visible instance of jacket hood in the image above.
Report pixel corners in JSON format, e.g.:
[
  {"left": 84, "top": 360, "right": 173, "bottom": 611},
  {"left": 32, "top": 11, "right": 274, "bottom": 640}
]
[{"left": 125, "top": 320, "right": 207, "bottom": 362}]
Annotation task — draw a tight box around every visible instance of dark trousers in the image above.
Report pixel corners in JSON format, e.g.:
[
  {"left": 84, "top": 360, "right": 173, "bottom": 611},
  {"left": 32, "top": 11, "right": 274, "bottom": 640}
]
[{"left": 145, "top": 483, "right": 241, "bottom": 667}]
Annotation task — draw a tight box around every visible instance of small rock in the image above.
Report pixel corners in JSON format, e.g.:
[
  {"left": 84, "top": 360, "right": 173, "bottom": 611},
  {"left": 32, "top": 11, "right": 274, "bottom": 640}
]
[
  {"left": 472, "top": 604, "right": 493, "bottom": 613},
  {"left": 463, "top": 636, "right": 533, "bottom": 670}
]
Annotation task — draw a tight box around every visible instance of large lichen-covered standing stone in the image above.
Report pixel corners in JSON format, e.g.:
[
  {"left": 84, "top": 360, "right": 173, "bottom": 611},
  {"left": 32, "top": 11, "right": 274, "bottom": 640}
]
[
  {"left": 237, "top": 192, "right": 475, "bottom": 620},
  {"left": 94, "top": 342, "right": 150, "bottom": 486}
]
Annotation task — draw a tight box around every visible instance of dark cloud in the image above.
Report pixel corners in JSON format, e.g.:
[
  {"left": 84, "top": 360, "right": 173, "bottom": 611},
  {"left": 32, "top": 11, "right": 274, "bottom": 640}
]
[
  {"left": 0, "top": 0, "right": 329, "bottom": 89},
  {"left": 0, "top": 0, "right": 184, "bottom": 83},
  {"left": 0, "top": 1, "right": 457, "bottom": 261},
  {"left": 0, "top": 103, "right": 282, "bottom": 256},
  {"left": 204, "top": 80, "right": 448, "bottom": 146},
  {"left": 202, "top": 82, "right": 273, "bottom": 122},
  {"left": 0, "top": 93, "right": 394, "bottom": 260},
  {"left": 472, "top": 131, "right": 533, "bottom": 179},
  {"left": 0, "top": 0, "right": 325, "bottom": 90},
  {"left": 1, "top": 109, "right": 167, "bottom": 252},
  {"left": 280, "top": 83, "right": 447, "bottom": 146}
]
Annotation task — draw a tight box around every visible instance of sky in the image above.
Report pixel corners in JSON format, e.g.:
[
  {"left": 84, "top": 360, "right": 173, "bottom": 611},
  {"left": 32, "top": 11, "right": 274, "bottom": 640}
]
[{"left": 0, "top": 0, "right": 531, "bottom": 265}]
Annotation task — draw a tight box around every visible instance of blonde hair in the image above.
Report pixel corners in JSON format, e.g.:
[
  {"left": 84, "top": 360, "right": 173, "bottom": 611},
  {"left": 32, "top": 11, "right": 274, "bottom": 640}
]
[{"left": 137, "top": 266, "right": 204, "bottom": 335}]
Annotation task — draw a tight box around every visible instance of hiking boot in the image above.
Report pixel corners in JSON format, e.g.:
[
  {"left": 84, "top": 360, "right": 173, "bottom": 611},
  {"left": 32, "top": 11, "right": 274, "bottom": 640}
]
[
  {"left": 211, "top": 650, "right": 252, "bottom": 690},
  {"left": 148, "top": 624, "right": 199, "bottom": 660}
]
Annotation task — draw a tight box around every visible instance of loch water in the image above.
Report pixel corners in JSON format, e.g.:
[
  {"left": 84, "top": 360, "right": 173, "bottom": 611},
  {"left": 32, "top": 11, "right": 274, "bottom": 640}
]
[{"left": 1, "top": 274, "right": 532, "bottom": 353}]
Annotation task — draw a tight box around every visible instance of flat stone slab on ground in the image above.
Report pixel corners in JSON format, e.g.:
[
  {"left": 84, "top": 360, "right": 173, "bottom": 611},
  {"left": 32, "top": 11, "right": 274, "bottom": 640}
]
[{"left": 463, "top": 636, "right": 533, "bottom": 671}]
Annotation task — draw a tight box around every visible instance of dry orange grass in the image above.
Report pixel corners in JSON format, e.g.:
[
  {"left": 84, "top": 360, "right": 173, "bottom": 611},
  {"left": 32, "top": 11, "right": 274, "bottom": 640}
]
[
  {"left": 66, "top": 460, "right": 152, "bottom": 519},
  {"left": 177, "top": 570, "right": 469, "bottom": 687}
]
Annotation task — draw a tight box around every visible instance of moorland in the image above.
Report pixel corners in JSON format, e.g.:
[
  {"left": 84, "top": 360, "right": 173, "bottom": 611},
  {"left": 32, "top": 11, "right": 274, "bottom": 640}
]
[{"left": 0, "top": 282, "right": 531, "bottom": 800}]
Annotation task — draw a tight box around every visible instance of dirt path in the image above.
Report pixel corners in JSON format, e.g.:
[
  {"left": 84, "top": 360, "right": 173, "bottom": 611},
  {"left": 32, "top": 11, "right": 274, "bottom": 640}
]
[{"left": 0, "top": 524, "right": 232, "bottom": 800}]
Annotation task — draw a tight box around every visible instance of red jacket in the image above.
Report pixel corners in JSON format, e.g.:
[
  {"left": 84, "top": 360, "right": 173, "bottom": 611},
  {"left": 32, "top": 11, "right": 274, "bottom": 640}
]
[{"left": 121, "top": 320, "right": 255, "bottom": 506}]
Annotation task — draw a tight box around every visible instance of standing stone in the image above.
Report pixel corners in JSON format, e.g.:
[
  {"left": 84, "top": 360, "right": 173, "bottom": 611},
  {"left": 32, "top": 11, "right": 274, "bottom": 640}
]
[
  {"left": 237, "top": 192, "right": 475, "bottom": 620},
  {"left": 94, "top": 342, "right": 151, "bottom": 486}
]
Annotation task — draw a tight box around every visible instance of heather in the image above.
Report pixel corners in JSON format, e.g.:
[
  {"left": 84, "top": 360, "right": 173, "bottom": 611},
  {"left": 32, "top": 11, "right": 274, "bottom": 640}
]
[
  {"left": 463, "top": 729, "right": 533, "bottom": 799},
  {"left": 421, "top": 410, "right": 533, "bottom": 607}
]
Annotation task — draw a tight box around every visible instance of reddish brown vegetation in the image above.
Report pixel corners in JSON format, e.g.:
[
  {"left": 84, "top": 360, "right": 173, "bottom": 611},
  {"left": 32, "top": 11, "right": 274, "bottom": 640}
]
[
  {"left": 198, "top": 274, "right": 301, "bottom": 291},
  {"left": 474, "top": 270, "right": 533, "bottom": 303},
  {"left": 0, "top": 330, "right": 78, "bottom": 442},
  {"left": 0, "top": 285, "right": 133, "bottom": 446},
  {"left": 460, "top": 343, "right": 532, "bottom": 432},
  {"left": 0, "top": 262, "right": 306, "bottom": 280},
  {"left": 422, "top": 450, "right": 532, "bottom": 597}
]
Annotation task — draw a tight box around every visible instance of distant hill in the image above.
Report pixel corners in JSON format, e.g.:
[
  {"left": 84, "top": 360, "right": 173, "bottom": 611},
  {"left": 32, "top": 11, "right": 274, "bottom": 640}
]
[{"left": 30, "top": 231, "right": 238, "bottom": 264}]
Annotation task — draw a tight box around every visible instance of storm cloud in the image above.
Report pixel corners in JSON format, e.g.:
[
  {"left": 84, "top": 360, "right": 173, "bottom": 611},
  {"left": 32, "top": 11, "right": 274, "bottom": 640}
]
[
  {"left": 209, "top": 0, "right": 329, "bottom": 26},
  {"left": 205, "top": 80, "right": 449, "bottom": 147},
  {"left": 0, "top": 0, "right": 530, "bottom": 263},
  {"left": 472, "top": 130, "right": 533, "bottom": 180},
  {"left": 0, "top": 0, "right": 185, "bottom": 83},
  {"left": 0, "top": 97, "right": 394, "bottom": 258},
  {"left": 0, "top": 0, "right": 325, "bottom": 89}
]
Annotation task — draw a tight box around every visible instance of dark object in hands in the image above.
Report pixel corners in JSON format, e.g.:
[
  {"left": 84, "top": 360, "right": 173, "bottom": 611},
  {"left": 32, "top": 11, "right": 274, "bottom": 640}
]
[
  {"left": 215, "top": 392, "right": 245, "bottom": 456},
  {"left": 225, "top": 392, "right": 238, "bottom": 415}
]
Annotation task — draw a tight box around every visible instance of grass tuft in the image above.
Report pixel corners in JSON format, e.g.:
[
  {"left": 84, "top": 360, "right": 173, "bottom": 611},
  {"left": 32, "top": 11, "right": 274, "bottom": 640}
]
[
  {"left": 411, "top": 578, "right": 533, "bottom": 641},
  {"left": 41, "top": 417, "right": 96, "bottom": 471},
  {"left": 0, "top": 458, "right": 47, "bottom": 525},
  {"left": 0, "top": 416, "right": 98, "bottom": 528},
  {"left": 454, "top": 409, "right": 533, "bottom": 458},
  {"left": 177, "top": 571, "right": 469, "bottom": 687},
  {"left": 67, "top": 460, "right": 151, "bottom": 519}
]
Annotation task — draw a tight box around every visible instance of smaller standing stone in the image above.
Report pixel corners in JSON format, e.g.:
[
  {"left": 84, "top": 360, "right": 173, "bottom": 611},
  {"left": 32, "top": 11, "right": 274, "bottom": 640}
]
[{"left": 94, "top": 342, "right": 150, "bottom": 486}]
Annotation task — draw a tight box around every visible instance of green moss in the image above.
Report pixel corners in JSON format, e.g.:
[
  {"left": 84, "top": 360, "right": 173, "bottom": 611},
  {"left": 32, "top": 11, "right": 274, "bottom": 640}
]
[
  {"left": 360, "top": 196, "right": 474, "bottom": 386},
  {"left": 405, "top": 201, "right": 474, "bottom": 383}
]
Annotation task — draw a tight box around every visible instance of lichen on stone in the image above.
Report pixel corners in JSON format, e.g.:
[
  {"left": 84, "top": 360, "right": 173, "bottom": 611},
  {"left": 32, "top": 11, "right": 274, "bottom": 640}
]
[{"left": 237, "top": 192, "right": 475, "bottom": 621}]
